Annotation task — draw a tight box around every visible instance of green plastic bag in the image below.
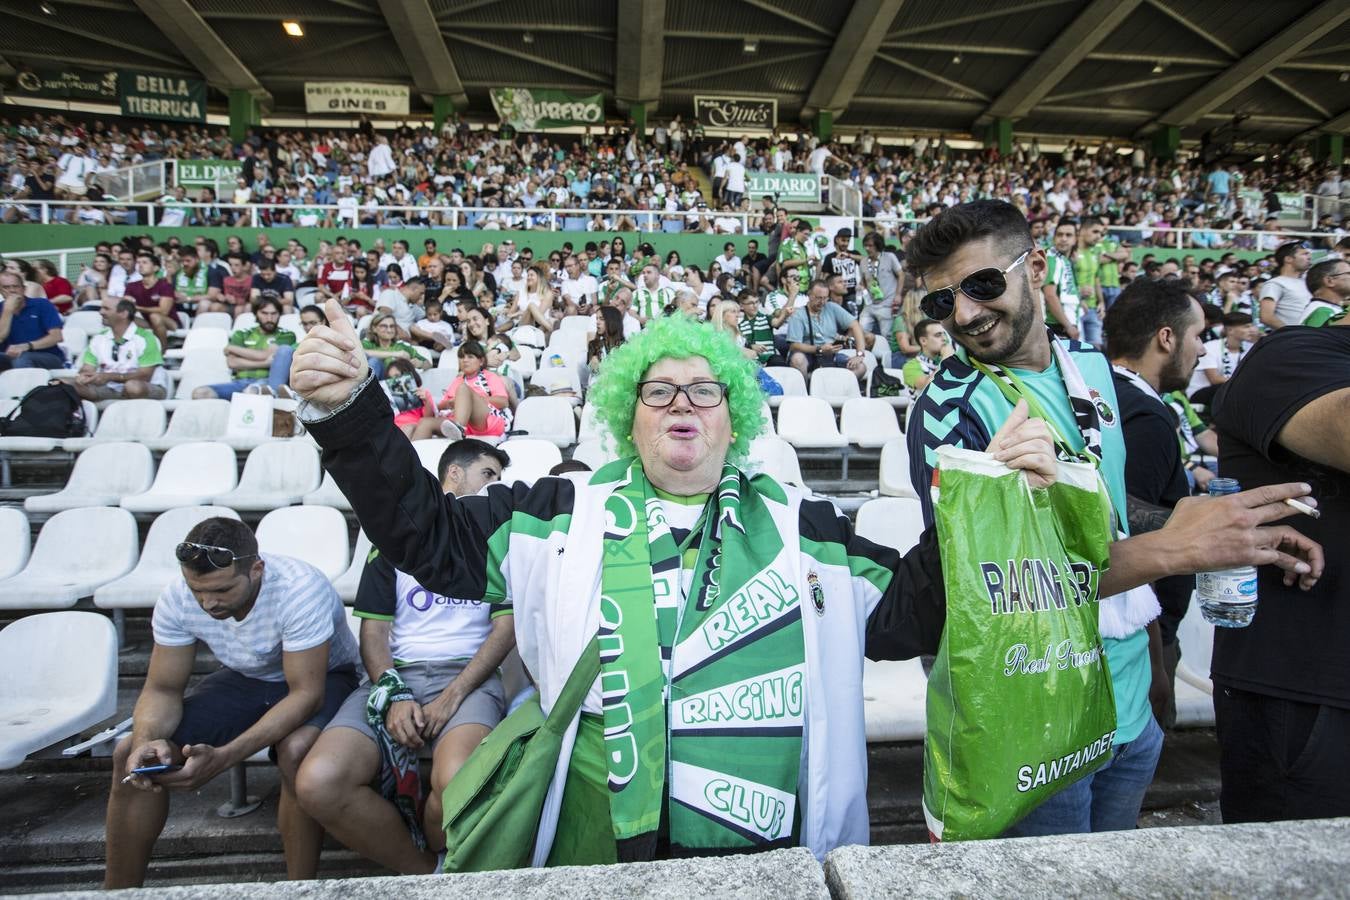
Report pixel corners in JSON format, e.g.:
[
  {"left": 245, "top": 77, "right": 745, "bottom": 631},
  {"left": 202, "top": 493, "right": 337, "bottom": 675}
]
[
  {"left": 439, "top": 638, "right": 599, "bottom": 871},
  {"left": 923, "top": 445, "right": 1117, "bottom": 841}
]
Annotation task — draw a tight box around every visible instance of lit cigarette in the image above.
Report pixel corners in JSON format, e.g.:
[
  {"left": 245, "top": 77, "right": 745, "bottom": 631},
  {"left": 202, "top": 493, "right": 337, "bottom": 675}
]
[{"left": 1284, "top": 498, "right": 1320, "bottom": 519}]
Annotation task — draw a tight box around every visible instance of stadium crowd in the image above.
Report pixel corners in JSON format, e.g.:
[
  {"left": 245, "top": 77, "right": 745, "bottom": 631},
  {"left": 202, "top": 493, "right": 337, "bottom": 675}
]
[
  {"left": 1, "top": 116, "right": 1347, "bottom": 891},
  {"left": 3, "top": 112, "right": 1348, "bottom": 244}
]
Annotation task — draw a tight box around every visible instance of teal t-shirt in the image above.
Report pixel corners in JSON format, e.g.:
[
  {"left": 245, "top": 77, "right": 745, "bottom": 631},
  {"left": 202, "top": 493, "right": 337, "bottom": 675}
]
[{"left": 906, "top": 341, "right": 1151, "bottom": 746}]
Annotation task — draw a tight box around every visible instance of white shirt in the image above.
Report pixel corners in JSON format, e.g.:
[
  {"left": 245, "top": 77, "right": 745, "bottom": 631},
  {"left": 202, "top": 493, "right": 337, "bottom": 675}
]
[
  {"left": 106, "top": 264, "right": 140, "bottom": 298},
  {"left": 724, "top": 160, "right": 747, "bottom": 194},
  {"left": 367, "top": 142, "right": 396, "bottom": 178},
  {"left": 808, "top": 147, "right": 831, "bottom": 175},
  {"left": 152, "top": 554, "right": 360, "bottom": 682},
  {"left": 1188, "top": 338, "right": 1249, "bottom": 396},
  {"left": 719, "top": 255, "right": 742, "bottom": 275},
  {"left": 560, "top": 274, "right": 599, "bottom": 305},
  {"left": 1259, "top": 275, "right": 1311, "bottom": 326}
]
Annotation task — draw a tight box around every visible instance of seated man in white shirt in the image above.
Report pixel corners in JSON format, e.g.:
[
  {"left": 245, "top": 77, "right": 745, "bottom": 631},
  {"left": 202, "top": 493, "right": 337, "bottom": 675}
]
[
  {"left": 295, "top": 441, "right": 515, "bottom": 875},
  {"left": 1187, "top": 311, "right": 1257, "bottom": 406},
  {"left": 103, "top": 518, "right": 360, "bottom": 888}
]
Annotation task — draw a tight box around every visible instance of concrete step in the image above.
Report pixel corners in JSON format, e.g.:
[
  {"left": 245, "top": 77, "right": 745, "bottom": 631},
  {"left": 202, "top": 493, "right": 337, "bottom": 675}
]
[{"left": 0, "top": 728, "right": 1222, "bottom": 892}]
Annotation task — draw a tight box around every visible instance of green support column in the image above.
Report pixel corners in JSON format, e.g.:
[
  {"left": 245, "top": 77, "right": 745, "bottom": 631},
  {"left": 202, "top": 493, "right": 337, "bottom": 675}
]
[
  {"left": 1314, "top": 133, "right": 1343, "bottom": 167},
  {"left": 814, "top": 110, "right": 834, "bottom": 143},
  {"left": 228, "top": 90, "right": 260, "bottom": 144},
  {"left": 433, "top": 95, "right": 455, "bottom": 133},
  {"left": 983, "top": 117, "right": 1013, "bottom": 156},
  {"left": 630, "top": 103, "right": 647, "bottom": 137},
  {"left": 1151, "top": 125, "right": 1180, "bottom": 161}
]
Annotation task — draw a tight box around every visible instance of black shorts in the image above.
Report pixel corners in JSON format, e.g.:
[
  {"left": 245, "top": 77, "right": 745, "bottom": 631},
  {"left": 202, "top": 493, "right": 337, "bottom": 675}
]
[{"left": 170, "top": 665, "right": 359, "bottom": 752}]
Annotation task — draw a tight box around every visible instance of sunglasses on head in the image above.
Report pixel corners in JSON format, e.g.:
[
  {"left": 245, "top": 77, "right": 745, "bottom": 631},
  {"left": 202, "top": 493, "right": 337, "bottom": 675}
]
[
  {"left": 919, "top": 249, "right": 1033, "bottom": 321},
  {"left": 175, "top": 542, "right": 256, "bottom": 570}
]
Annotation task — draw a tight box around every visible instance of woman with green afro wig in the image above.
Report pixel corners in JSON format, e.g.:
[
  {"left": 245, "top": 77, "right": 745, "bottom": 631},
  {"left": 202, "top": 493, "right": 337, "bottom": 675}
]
[
  {"left": 290, "top": 294, "right": 1060, "bottom": 869},
  {"left": 587, "top": 313, "right": 766, "bottom": 462}
]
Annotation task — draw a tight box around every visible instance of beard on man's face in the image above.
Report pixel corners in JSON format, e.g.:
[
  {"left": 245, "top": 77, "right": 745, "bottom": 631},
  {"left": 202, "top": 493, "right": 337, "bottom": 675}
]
[
  {"left": 1158, "top": 343, "right": 1194, "bottom": 395},
  {"left": 949, "top": 277, "right": 1038, "bottom": 366}
]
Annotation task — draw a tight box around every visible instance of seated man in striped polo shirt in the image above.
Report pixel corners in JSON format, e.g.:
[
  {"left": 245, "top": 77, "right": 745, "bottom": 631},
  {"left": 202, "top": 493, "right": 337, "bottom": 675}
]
[{"left": 103, "top": 518, "right": 360, "bottom": 888}]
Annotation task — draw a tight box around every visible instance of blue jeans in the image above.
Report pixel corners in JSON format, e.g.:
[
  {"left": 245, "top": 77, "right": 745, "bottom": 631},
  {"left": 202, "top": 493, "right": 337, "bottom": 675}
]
[
  {"left": 1101, "top": 287, "right": 1121, "bottom": 310},
  {"left": 4, "top": 350, "right": 65, "bottom": 370},
  {"left": 205, "top": 345, "right": 294, "bottom": 399},
  {"left": 1080, "top": 306, "right": 1103, "bottom": 348},
  {"left": 1005, "top": 714, "right": 1164, "bottom": 836}
]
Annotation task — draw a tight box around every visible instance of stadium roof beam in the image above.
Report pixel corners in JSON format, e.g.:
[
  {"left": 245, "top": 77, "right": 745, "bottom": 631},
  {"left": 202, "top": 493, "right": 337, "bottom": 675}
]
[
  {"left": 131, "top": 0, "right": 272, "bottom": 107},
  {"left": 615, "top": 0, "right": 665, "bottom": 113},
  {"left": 1296, "top": 107, "right": 1350, "bottom": 141},
  {"left": 802, "top": 0, "right": 907, "bottom": 120},
  {"left": 452, "top": 33, "right": 609, "bottom": 85},
  {"left": 887, "top": 0, "right": 1076, "bottom": 39},
  {"left": 978, "top": 0, "right": 1144, "bottom": 126},
  {"left": 1142, "top": 0, "right": 1350, "bottom": 134},
  {"left": 6, "top": 7, "right": 190, "bottom": 69},
  {"left": 377, "top": 0, "right": 469, "bottom": 109}
]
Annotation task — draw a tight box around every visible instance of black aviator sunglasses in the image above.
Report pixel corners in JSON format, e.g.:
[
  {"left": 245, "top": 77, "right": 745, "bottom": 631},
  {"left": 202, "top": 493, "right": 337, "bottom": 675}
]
[
  {"left": 176, "top": 542, "right": 257, "bottom": 570},
  {"left": 920, "top": 249, "right": 1033, "bottom": 321}
]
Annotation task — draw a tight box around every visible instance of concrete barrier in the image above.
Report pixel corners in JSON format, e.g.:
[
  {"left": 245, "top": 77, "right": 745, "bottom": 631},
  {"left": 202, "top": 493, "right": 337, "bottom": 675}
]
[
  {"left": 824, "top": 818, "right": 1350, "bottom": 899},
  {"left": 29, "top": 847, "right": 829, "bottom": 900}
]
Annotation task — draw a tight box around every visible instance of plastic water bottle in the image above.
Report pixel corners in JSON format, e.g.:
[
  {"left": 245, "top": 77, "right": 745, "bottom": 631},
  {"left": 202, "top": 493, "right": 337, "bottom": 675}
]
[{"left": 1197, "top": 478, "right": 1259, "bottom": 627}]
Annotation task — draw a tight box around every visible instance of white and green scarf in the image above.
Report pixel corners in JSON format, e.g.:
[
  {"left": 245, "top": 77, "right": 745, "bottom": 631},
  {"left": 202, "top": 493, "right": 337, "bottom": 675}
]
[{"left": 598, "top": 459, "right": 805, "bottom": 858}]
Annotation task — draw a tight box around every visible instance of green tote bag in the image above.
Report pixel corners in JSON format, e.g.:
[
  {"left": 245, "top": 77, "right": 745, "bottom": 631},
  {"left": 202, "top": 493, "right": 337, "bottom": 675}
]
[{"left": 439, "top": 637, "right": 600, "bottom": 871}]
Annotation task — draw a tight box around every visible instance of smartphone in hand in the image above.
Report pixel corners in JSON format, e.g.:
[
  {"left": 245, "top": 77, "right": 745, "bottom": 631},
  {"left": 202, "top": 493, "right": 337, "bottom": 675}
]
[{"left": 130, "top": 763, "right": 181, "bottom": 776}]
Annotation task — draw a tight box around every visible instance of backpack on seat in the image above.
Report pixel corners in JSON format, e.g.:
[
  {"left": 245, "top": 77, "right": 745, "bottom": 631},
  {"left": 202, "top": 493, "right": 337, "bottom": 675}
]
[{"left": 0, "top": 382, "right": 86, "bottom": 438}]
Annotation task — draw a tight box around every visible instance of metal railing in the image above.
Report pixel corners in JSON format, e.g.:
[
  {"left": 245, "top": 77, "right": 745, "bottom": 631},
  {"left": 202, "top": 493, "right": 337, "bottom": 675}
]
[
  {"left": 826, "top": 176, "right": 863, "bottom": 221},
  {"left": 6, "top": 199, "right": 761, "bottom": 234},
  {"left": 859, "top": 217, "right": 1336, "bottom": 252},
  {"left": 93, "top": 159, "right": 170, "bottom": 202},
  {"left": 3, "top": 246, "right": 99, "bottom": 279}
]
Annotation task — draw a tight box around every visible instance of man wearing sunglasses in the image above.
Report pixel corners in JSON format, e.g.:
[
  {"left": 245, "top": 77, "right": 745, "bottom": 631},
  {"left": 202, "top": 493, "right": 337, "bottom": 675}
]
[
  {"left": 900, "top": 200, "right": 1322, "bottom": 839},
  {"left": 1258, "top": 241, "right": 1312, "bottom": 330},
  {"left": 104, "top": 518, "right": 360, "bottom": 888}
]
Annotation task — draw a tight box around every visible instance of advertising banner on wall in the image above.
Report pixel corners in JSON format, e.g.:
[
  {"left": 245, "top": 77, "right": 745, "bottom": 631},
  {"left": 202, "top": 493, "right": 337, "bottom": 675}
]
[
  {"left": 120, "top": 71, "right": 206, "bottom": 122},
  {"left": 14, "top": 67, "right": 118, "bottom": 102},
  {"left": 175, "top": 159, "right": 243, "bottom": 189},
  {"left": 489, "top": 88, "right": 604, "bottom": 130},
  {"left": 747, "top": 171, "right": 821, "bottom": 203},
  {"left": 693, "top": 95, "right": 777, "bottom": 130},
  {"left": 304, "top": 82, "right": 411, "bottom": 116}
]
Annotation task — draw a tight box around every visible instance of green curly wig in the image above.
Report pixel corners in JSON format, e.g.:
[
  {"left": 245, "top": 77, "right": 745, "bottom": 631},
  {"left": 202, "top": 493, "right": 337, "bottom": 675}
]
[{"left": 588, "top": 314, "right": 766, "bottom": 461}]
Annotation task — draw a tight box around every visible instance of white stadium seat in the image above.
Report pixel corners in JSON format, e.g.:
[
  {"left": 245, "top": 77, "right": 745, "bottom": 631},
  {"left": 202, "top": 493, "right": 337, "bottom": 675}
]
[
  {"left": 0, "top": 611, "right": 118, "bottom": 769},
  {"left": 878, "top": 436, "right": 919, "bottom": 499},
  {"left": 1173, "top": 595, "right": 1216, "bottom": 727},
  {"left": 24, "top": 442, "right": 155, "bottom": 513},
  {"left": 190, "top": 312, "right": 232, "bottom": 331},
  {"left": 58, "top": 325, "right": 88, "bottom": 364},
  {"left": 863, "top": 658, "right": 928, "bottom": 742},
  {"left": 743, "top": 436, "right": 804, "bottom": 488},
  {"left": 571, "top": 438, "right": 618, "bottom": 472},
  {"left": 421, "top": 368, "right": 456, "bottom": 400},
  {"left": 871, "top": 369, "right": 912, "bottom": 411},
  {"left": 333, "top": 531, "right": 373, "bottom": 604},
  {"left": 213, "top": 441, "right": 322, "bottom": 511},
  {"left": 413, "top": 438, "right": 450, "bottom": 477},
  {"left": 508, "top": 325, "right": 547, "bottom": 353},
  {"left": 0, "top": 508, "right": 31, "bottom": 580},
  {"left": 512, "top": 396, "right": 577, "bottom": 447},
  {"left": 808, "top": 367, "right": 862, "bottom": 408},
  {"left": 841, "top": 398, "right": 901, "bottom": 449},
  {"left": 163, "top": 368, "right": 229, "bottom": 412},
  {"left": 165, "top": 327, "right": 228, "bottom": 361},
  {"left": 855, "top": 497, "right": 925, "bottom": 555},
  {"left": 143, "top": 399, "right": 231, "bottom": 451},
  {"left": 232, "top": 312, "right": 257, "bottom": 333},
  {"left": 0, "top": 368, "right": 51, "bottom": 400},
  {"left": 94, "top": 506, "right": 241, "bottom": 611},
  {"left": 761, "top": 366, "right": 806, "bottom": 407},
  {"left": 0, "top": 507, "right": 139, "bottom": 609},
  {"left": 303, "top": 471, "right": 353, "bottom": 511},
  {"left": 255, "top": 506, "right": 350, "bottom": 581},
  {"left": 558, "top": 315, "right": 592, "bottom": 336},
  {"left": 63, "top": 310, "right": 105, "bottom": 336},
  {"left": 499, "top": 438, "right": 563, "bottom": 485},
  {"left": 576, "top": 403, "right": 605, "bottom": 443},
  {"left": 775, "top": 397, "right": 848, "bottom": 449},
  {"left": 120, "top": 442, "right": 239, "bottom": 513},
  {"left": 61, "top": 398, "right": 166, "bottom": 451}
]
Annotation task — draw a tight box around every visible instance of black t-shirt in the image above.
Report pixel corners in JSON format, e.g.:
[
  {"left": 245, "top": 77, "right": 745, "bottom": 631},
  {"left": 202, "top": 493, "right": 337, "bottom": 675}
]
[
  {"left": 821, "top": 251, "right": 862, "bottom": 307},
  {"left": 251, "top": 273, "right": 294, "bottom": 295},
  {"left": 1211, "top": 326, "right": 1350, "bottom": 708},
  {"left": 1112, "top": 371, "right": 1194, "bottom": 643}
]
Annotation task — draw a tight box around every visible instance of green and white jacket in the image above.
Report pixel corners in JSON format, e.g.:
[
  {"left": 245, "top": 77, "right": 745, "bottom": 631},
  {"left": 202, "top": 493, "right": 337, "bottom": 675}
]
[{"left": 305, "top": 377, "right": 947, "bottom": 861}]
